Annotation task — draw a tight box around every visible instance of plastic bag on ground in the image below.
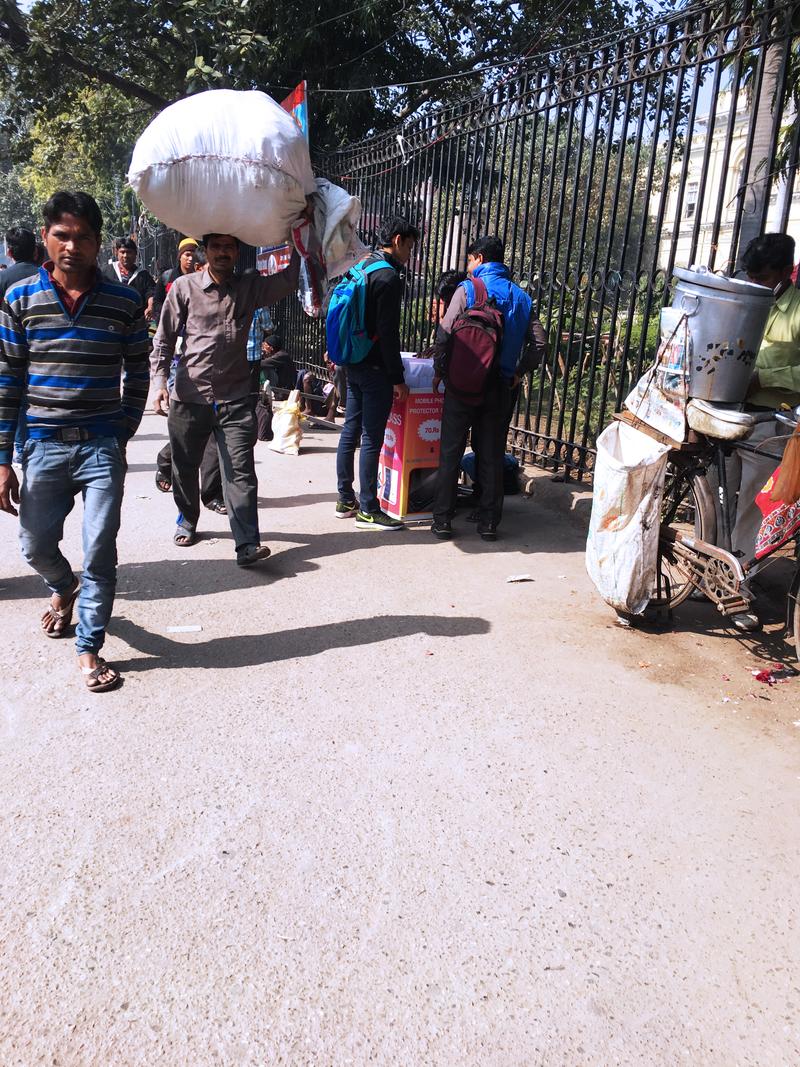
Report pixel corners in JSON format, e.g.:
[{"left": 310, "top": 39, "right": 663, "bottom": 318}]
[
  {"left": 128, "top": 89, "right": 316, "bottom": 247},
  {"left": 624, "top": 308, "right": 690, "bottom": 441},
  {"left": 269, "top": 389, "right": 303, "bottom": 455},
  {"left": 586, "top": 422, "right": 670, "bottom": 614}
]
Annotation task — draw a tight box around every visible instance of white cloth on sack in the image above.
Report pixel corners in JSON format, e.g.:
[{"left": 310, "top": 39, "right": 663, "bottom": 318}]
[
  {"left": 311, "top": 178, "right": 368, "bottom": 278},
  {"left": 128, "top": 89, "right": 316, "bottom": 247}
]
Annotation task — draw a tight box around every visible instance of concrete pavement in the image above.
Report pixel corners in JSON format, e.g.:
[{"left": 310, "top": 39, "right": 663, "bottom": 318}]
[{"left": 1, "top": 414, "right": 798, "bottom": 1065}]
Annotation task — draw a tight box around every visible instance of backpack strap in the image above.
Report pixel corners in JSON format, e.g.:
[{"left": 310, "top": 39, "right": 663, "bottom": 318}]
[
  {"left": 463, "top": 276, "right": 488, "bottom": 310},
  {"left": 469, "top": 276, "right": 488, "bottom": 308},
  {"left": 362, "top": 259, "right": 395, "bottom": 277}
]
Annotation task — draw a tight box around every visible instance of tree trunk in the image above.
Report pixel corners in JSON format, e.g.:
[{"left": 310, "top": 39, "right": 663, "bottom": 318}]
[{"left": 736, "top": 42, "right": 783, "bottom": 257}]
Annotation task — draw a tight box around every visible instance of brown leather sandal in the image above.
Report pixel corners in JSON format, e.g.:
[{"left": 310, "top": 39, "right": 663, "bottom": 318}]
[
  {"left": 41, "top": 581, "right": 80, "bottom": 638},
  {"left": 80, "top": 659, "right": 121, "bottom": 693}
]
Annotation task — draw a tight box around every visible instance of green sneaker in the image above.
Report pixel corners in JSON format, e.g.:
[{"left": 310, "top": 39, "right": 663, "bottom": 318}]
[
  {"left": 335, "top": 499, "right": 358, "bottom": 518},
  {"left": 355, "top": 509, "right": 405, "bottom": 531}
]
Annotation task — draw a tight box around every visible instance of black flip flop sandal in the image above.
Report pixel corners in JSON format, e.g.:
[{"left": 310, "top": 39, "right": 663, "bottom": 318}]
[{"left": 156, "top": 473, "right": 172, "bottom": 493}]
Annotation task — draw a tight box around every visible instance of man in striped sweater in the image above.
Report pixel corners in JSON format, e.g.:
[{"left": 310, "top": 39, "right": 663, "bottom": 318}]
[{"left": 0, "top": 191, "right": 149, "bottom": 693}]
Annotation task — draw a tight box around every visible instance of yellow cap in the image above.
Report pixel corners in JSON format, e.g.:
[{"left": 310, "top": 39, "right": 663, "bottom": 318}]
[{"left": 178, "top": 237, "right": 199, "bottom": 253}]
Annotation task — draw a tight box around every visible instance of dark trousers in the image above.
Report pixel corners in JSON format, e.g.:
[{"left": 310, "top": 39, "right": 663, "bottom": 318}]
[
  {"left": 434, "top": 382, "right": 509, "bottom": 526},
  {"left": 157, "top": 436, "right": 222, "bottom": 506},
  {"left": 168, "top": 397, "right": 259, "bottom": 551},
  {"left": 471, "top": 380, "right": 520, "bottom": 500},
  {"left": 336, "top": 363, "right": 394, "bottom": 514}
]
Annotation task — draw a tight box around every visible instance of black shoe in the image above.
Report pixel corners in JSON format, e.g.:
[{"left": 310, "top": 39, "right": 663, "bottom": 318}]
[
  {"left": 431, "top": 520, "right": 453, "bottom": 540},
  {"left": 478, "top": 522, "right": 498, "bottom": 542},
  {"left": 236, "top": 545, "right": 272, "bottom": 567},
  {"left": 731, "top": 610, "right": 761, "bottom": 633}
]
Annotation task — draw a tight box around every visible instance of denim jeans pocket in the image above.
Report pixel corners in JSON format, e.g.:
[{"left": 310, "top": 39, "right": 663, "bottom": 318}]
[
  {"left": 95, "top": 436, "right": 126, "bottom": 469},
  {"left": 20, "top": 437, "right": 39, "bottom": 466}
]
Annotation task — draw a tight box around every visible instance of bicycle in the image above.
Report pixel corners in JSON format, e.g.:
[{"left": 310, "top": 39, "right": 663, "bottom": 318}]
[{"left": 628, "top": 399, "right": 800, "bottom": 660}]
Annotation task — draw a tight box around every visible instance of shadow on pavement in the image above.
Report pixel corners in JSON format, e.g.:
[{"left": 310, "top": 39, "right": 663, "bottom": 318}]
[
  {"left": 0, "top": 501, "right": 590, "bottom": 608},
  {"left": 108, "top": 613, "right": 491, "bottom": 672},
  {"left": 258, "top": 493, "right": 338, "bottom": 509}
]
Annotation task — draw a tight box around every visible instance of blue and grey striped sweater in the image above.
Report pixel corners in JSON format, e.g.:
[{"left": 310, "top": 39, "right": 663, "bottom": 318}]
[{"left": 0, "top": 267, "right": 150, "bottom": 464}]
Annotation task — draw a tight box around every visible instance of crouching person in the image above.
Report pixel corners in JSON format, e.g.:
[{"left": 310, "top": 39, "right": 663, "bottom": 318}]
[{"left": 0, "top": 191, "right": 150, "bottom": 692}]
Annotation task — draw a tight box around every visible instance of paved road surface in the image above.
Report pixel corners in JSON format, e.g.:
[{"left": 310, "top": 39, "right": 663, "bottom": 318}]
[{"left": 1, "top": 415, "right": 798, "bottom": 1065}]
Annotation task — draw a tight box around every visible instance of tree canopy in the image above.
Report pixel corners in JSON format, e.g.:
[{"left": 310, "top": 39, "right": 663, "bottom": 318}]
[{"left": 0, "top": 0, "right": 650, "bottom": 233}]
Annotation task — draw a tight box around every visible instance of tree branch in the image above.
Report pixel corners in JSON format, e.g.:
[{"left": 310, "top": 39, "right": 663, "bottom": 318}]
[{"left": 0, "top": 12, "right": 169, "bottom": 109}]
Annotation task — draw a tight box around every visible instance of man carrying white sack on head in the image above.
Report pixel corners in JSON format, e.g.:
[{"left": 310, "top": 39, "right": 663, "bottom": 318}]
[{"left": 151, "top": 230, "right": 303, "bottom": 566}]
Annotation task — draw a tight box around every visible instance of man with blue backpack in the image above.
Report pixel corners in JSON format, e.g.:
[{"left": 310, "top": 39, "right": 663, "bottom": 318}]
[
  {"left": 327, "top": 216, "right": 419, "bottom": 530},
  {"left": 431, "top": 235, "right": 546, "bottom": 542}
]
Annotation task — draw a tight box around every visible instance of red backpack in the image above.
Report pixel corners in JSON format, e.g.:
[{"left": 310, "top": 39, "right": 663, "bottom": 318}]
[{"left": 444, "top": 277, "right": 504, "bottom": 405}]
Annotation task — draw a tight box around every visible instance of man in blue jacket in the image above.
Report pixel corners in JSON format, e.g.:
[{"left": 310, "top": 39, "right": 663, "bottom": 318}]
[{"left": 431, "top": 235, "right": 546, "bottom": 541}]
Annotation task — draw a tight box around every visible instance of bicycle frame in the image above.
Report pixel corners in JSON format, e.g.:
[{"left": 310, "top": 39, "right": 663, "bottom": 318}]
[{"left": 660, "top": 414, "right": 800, "bottom": 631}]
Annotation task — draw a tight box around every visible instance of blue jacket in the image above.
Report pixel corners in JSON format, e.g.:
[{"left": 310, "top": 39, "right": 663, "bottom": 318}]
[{"left": 462, "top": 262, "right": 533, "bottom": 379}]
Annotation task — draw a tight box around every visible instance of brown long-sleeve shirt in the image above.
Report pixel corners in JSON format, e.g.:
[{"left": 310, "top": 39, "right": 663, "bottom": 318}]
[{"left": 151, "top": 253, "right": 300, "bottom": 404}]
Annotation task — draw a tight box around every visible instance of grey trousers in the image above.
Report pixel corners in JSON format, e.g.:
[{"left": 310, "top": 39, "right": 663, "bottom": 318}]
[
  {"left": 168, "top": 397, "right": 260, "bottom": 551},
  {"left": 725, "top": 417, "right": 790, "bottom": 560}
]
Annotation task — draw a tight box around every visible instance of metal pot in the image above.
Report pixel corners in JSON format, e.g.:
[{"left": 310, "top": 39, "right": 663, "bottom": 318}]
[{"left": 671, "top": 266, "right": 774, "bottom": 403}]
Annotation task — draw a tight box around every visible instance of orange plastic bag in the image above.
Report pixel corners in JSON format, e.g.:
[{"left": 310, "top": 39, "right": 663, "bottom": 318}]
[{"left": 770, "top": 424, "right": 800, "bottom": 503}]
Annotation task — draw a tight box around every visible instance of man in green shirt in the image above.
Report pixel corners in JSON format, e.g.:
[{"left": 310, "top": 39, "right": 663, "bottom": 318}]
[{"left": 729, "top": 232, "right": 800, "bottom": 629}]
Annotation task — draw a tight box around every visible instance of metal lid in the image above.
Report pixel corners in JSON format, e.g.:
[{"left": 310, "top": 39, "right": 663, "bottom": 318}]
[{"left": 673, "top": 266, "right": 774, "bottom": 300}]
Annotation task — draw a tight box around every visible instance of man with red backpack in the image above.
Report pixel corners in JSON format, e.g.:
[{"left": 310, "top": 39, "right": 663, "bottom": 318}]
[{"left": 431, "top": 236, "right": 546, "bottom": 541}]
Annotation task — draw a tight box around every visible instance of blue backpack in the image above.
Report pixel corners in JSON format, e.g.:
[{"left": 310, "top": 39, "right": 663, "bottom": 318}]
[{"left": 326, "top": 258, "right": 394, "bottom": 366}]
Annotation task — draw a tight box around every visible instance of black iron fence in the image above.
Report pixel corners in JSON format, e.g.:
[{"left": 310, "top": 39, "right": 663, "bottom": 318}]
[{"left": 280, "top": 0, "right": 800, "bottom": 478}]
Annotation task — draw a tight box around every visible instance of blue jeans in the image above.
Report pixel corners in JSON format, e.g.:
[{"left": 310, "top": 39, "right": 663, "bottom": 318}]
[
  {"left": 336, "top": 363, "right": 394, "bottom": 514},
  {"left": 18, "top": 437, "right": 127, "bottom": 655}
]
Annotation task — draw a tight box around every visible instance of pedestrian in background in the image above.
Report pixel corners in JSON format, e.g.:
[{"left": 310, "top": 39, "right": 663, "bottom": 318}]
[
  {"left": 335, "top": 215, "right": 418, "bottom": 530},
  {"left": 151, "top": 236, "right": 225, "bottom": 515},
  {"left": 151, "top": 237, "right": 198, "bottom": 324},
  {"left": 0, "top": 227, "right": 40, "bottom": 462},
  {"left": 0, "top": 227, "right": 38, "bottom": 299},
  {"left": 103, "top": 236, "right": 156, "bottom": 322},
  {"left": 248, "top": 304, "right": 275, "bottom": 394},
  {"left": 432, "top": 235, "right": 545, "bottom": 542}
]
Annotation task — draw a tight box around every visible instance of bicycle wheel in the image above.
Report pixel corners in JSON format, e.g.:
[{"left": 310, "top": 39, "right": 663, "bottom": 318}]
[
  {"left": 653, "top": 457, "right": 717, "bottom": 609},
  {"left": 792, "top": 586, "right": 800, "bottom": 663}
]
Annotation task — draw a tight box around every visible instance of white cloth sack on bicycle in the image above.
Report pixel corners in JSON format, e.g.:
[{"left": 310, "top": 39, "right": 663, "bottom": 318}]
[
  {"left": 586, "top": 422, "right": 670, "bottom": 615},
  {"left": 269, "top": 389, "right": 303, "bottom": 456},
  {"left": 128, "top": 89, "right": 316, "bottom": 247},
  {"left": 624, "top": 308, "right": 690, "bottom": 441}
]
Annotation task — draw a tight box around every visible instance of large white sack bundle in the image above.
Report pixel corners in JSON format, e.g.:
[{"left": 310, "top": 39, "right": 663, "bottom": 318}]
[{"left": 128, "top": 89, "right": 316, "bottom": 247}]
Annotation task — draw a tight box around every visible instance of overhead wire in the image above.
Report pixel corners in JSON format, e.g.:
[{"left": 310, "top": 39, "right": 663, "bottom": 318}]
[{"left": 289, "top": 0, "right": 708, "bottom": 95}]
